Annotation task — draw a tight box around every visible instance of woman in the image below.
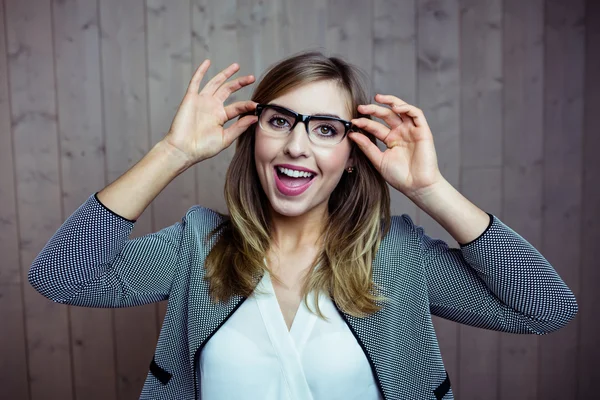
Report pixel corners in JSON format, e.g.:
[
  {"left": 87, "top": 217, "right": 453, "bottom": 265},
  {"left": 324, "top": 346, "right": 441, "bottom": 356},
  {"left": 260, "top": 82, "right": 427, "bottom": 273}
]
[{"left": 29, "top": 51, "right": 578, "bottom": 400}]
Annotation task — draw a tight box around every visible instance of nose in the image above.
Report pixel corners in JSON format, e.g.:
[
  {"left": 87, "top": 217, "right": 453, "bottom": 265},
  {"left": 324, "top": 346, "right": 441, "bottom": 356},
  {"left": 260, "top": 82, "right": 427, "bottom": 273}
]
[{"left": 283, "top": 122, "right": 311, "bottom": 158}]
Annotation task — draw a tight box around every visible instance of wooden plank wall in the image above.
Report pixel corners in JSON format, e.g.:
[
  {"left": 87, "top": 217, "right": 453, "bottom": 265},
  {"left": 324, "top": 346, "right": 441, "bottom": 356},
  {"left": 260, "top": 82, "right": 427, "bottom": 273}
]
[
  {"left": 459, "top": 0, "right": 503, "bottom": 397},
  {"left": 0, "top": 0, "right": 595, "bottom": 399},
  {"left": 53, "top": 1, "right": 115, "bottom": 399},
  {"left": 579, "top": 0, "right": 600, "bottom": 398}
]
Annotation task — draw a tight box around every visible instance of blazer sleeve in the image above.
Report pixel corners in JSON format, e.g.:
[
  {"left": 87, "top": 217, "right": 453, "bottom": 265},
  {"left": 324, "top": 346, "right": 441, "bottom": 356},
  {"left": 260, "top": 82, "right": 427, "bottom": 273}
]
[
  {"left": 28, "top": 193, "right": 205, "bottom": 308},
  {"left": 403, "top": 212, "right": 579, "bottom": 335}
]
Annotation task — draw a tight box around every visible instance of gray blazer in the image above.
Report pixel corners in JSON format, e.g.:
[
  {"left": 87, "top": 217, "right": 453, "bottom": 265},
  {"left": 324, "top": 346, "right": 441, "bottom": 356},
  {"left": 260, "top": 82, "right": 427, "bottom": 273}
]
[{"left": 28, "top": 193, "right": 578, "bottom": 399}]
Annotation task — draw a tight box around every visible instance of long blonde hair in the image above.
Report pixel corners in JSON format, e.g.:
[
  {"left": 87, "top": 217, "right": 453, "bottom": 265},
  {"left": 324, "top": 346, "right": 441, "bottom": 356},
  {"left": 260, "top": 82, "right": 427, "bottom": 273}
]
[{"left": 204, "top": 51, "right": 391, "bottom": 318}]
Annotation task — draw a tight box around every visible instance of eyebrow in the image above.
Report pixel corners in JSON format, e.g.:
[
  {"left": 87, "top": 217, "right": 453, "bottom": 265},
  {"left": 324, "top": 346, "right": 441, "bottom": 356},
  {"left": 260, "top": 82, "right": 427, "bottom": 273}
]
[{"left": 270, "top": 103, "right": 345, "bottom": 120}]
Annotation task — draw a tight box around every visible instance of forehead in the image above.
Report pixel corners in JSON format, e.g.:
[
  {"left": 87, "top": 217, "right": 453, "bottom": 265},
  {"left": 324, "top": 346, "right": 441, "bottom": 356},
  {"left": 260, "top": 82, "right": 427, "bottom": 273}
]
[{"left": 267, "top": 80, "right": 353, "bottom": 120}]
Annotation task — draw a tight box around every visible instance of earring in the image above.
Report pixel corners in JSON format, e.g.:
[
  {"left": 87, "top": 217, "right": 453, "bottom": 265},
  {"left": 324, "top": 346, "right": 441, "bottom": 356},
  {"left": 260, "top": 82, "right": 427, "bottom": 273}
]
[{"left": 346, "top": 166, "right": 355, "bottom": 173}]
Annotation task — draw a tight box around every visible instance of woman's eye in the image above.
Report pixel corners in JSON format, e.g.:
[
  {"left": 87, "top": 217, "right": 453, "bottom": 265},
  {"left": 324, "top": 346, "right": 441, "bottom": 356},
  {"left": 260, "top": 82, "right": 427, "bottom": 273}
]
[
  {"left": 316, "top": 125, "right": 337, "bottom": 136},
  {"left": 269, "top": 116, "right": 290, "bottom": 129}
]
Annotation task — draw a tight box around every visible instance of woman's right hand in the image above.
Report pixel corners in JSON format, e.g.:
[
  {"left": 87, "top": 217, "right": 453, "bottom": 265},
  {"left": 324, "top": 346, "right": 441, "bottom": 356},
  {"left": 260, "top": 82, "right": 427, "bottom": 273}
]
[{"left": 163, "top": 60, "right": 258, "bottom": 166}]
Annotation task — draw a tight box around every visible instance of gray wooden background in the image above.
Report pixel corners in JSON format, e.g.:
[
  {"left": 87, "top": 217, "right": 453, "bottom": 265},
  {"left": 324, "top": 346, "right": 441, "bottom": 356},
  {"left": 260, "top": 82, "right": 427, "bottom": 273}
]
[{"left": 0, "top": 0, "right": 597, "bottom": 399}]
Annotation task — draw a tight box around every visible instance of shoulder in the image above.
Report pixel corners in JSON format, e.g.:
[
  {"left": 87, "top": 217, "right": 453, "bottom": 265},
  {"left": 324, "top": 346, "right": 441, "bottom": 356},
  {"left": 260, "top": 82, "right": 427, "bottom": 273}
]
[
  {"left": 378, "top": 214, "right": 421, "bottom": 255},
  {"left": 180, "top": 205, "right": 229, "bottom": 239},
  {"left": 385, "top": 214, "right": 419, "bottom": 241},
  {"left": 184, "top": 205, "right": 226, "bottom": 224}
]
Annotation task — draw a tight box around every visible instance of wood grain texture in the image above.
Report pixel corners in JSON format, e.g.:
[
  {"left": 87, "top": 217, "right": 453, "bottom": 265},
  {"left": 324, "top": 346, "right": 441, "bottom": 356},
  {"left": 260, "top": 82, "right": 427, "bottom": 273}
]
[
  {"left": 539, "top": 1, "right": 584, "bottom": 399},
  {"left": 5, "top": 0, "right": 74, "bottom": 398},
  {"left": 251, "top": 0, "right": 289, "bottom": 71},
  {"left": 459, "top": 168, "right": 502, "bottom": 399},
  {"left": 0, "top": 1, "right": 590, "bottom": 398},
  {"left": 326, "top": 0, "right": 373, "bottom": 77},
  {"left": 416, "top": 0, "right": 461, "bottom": 387},
  {"left": 192, "top": 0, "right": 240, "bottom": 213},
  {"left": 501, "top": 0, "right": 544, "bottom": 398},
  {"left": 578, "top": 1, "right": 600, "bottom": 398},
  {"left": 52, "top": 0, "right": 117, "bottom": 399},
  {"left": 460, "top": 0, "right": 502, "bottom": 169},
  {"left": 284, "top": 0, "right": 327, "bottom": 53},
  {"left": 458, "top": 0, "right": 503, "bottom": 397},
  {"left": 373, "top": 0, "right": 419, "bottom": 220},
  {"left": 98, "top": 1, "right": 157, "bottom": 398},
  {"left": 146, "top": 0, "right": 195, "bottom": 329},
  {"left": 0, "top": 0, "right": 30, "bottom": 398}
]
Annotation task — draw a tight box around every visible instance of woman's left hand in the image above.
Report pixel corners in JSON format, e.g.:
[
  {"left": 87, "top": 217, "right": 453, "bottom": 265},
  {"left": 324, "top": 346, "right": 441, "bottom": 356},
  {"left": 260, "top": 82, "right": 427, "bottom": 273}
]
[{"left": 349, "top": 94, "right": 445, "bottom": 199}]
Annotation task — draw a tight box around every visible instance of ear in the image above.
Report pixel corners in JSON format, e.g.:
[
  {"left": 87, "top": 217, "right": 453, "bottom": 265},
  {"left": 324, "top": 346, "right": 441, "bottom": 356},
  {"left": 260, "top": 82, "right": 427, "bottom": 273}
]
[
  {"left": 345, "top": 143, "right": 356, "bottom": 169},
  {"left": 345, "top": 157, "right": 354, "bottom": 170}
]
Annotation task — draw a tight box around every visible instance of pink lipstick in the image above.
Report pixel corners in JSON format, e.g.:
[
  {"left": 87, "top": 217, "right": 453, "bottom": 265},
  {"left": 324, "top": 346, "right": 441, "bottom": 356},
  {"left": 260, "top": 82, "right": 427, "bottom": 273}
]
[{"left": 273, "top": 166, "right": 315, "bottom": 196}]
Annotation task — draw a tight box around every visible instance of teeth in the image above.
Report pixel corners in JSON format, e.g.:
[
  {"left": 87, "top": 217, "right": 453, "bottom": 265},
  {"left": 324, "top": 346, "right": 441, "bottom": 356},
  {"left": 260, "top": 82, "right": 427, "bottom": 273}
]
[{"left": 277, "top": 166, "right": 314, "bottom": 178}]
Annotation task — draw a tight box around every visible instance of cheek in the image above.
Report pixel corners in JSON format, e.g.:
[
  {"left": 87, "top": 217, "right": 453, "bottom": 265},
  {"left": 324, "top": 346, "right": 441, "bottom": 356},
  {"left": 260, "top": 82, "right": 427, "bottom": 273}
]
[
  {"left": 254, "top": 131, "right": 284, "bottom": 193},
  {"left": 254, "top": 132, "right": 276, "bottom": 166},
  {"left": 315, "top": 143, "right": 352, "bottom": 174}
]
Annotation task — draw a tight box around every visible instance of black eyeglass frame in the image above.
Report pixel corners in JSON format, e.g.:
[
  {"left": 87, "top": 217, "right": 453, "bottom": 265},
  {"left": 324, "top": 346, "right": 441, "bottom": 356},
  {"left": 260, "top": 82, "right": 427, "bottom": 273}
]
[{"left": 252, "top": 103, "right": 359, "bottom": 145}]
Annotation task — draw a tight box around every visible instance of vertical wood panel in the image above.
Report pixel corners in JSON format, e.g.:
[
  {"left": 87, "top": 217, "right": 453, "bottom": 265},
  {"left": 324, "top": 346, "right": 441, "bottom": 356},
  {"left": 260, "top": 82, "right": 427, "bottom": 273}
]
[
  {"left": 458, "top": 169, "right": 502, "bottom": 399},
  {"left": 373, "top": 0, "right": 418, "bottom": 220},
  {"left": 578, "top": 0, "right": 600, "bottom": 398},
  {"left": 5, "top": 0, "right": 74, "bottom": 398},
  {"left": 253, "top": 0, "right": 289, "bottom": 70},
  {"left": 0, "top": 0, "right": 30, "bottom": 398},
  {"left": 416, "top": 0, "right": 461, "bottom": 387},
  {"left": 52, "top": 0, "right": 117, "bottom": 399},
  {"left": 283, "top": 0, "right": 327, "bottom": 54},
  {"left": 460, "top": 0, "right": 503, "bottom": 169},
  {"left": 234, "top": 0, "right": 255, "bottom": 105},
  {"left": 236, "top": 0, "right": 288, "bottom": 104},
  {"left": 458, "top": 0, "right": 503, "bottom": 398},
  {"left": 501, "top": 0, "right": 544, "bottom": 398},
  {"left": 146, "top": 0, "right": 194, "bottom": 328},
  {"left": 326, "top": 0, "right": 373, "bottom": 76},
  {"left": 99, "top": 1, "right": 157, "bottom": 398},
  {"left": 539, "top": 0, "right": 585, "bottom": 398},
  {"left": 0, "top": 2, "right": 591, "bottom": 397},
  {"left": 192, "top": 0, "right": 239, "bottom": 212}
]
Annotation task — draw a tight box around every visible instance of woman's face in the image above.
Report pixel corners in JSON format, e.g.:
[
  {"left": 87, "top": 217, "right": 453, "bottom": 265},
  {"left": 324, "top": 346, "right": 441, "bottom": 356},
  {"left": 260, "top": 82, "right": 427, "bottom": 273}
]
[{"left": 254, "top": 80, "right": 354, "bottom": 219}]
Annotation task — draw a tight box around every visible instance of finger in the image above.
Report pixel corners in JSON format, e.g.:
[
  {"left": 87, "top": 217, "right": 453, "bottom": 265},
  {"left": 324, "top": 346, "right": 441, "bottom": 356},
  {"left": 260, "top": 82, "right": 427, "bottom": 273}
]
[
  {"left": 200, "top": 62, "right": 241, "bottom": 96},
  {"left": 374, "top": 93, "right": 408, "bottom": 108},
  {"left": 375, "top": 94, "right": 427, "bottom": 127},
  {"left": 223, "top": 115, "right": 258, "bottom": 146},
  {"left": 357, "top": 103, "right": 402, "bottom": 128},
  {"left": 224, "top": 100, "right": 258, "bottom": 121},
  {"left": 391, "top": 103, "right": 428, "bottom": 128},
  {"left": 214, "top": 74, "right": 256, "bottom": 103},
  {"left": 188, "top": 59, "right": 210, "bottom": 94},
  {"left": 348, "top": 131, "right": 384, "bottom": 169},
  {"left": 350, "top": 118, "right": 390, "bottom": 142}
]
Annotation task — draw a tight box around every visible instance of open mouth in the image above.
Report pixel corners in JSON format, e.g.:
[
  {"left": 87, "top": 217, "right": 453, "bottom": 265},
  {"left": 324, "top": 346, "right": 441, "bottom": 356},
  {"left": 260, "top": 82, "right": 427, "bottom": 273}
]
[
  {"left": 273, "top": 166, "right": 316, "bottom": 196},
  {"left": 276, "top": 166, "right": 315, "bottom": 187}
]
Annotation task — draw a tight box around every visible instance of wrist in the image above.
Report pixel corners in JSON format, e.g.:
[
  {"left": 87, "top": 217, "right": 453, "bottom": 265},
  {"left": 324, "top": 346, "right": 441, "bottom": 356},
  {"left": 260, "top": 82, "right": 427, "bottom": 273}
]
[
  {"left": 407, "top": 176, "right": 449, "bottom": 206},
  {"left": 155, "top": 139, "right": 194, "bottom": 174}
]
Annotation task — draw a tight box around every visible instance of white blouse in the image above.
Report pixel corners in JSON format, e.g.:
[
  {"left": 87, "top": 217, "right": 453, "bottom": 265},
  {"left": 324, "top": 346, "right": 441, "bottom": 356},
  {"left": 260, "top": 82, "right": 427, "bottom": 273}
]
[{"left": 198, "top": 269, "right": 383, "bottom": 400}]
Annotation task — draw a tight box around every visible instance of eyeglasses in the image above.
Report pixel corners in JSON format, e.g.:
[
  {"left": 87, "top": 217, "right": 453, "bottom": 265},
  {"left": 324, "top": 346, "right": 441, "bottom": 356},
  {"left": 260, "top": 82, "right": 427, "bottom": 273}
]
[{"left": 253, "top": 103, "right": 358, "bottom": 146}]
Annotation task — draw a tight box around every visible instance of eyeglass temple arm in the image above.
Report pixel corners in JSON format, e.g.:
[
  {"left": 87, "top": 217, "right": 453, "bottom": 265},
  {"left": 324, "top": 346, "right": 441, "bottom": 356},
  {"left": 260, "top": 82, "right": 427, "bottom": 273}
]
[{"left": 238, "top": 110, "right": 258, "bottom": 118}]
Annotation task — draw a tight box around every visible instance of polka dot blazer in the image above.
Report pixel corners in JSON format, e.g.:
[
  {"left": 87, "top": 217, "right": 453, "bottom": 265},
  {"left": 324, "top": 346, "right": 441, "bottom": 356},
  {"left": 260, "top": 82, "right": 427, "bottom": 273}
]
[{"left": 28, "top": 194, "right": 578, "bottom": 399}]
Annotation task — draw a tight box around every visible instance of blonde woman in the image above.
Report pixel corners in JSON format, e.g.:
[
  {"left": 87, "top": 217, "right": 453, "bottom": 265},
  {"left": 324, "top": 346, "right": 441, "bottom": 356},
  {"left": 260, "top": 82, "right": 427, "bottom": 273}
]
[{"left": 29, "top": 52, "right": 578, "bottom": 400}]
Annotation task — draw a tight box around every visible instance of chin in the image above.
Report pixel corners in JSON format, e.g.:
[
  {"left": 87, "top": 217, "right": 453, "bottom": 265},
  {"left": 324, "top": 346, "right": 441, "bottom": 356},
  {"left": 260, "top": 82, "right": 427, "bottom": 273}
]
[{"left": 268, "top": 199, "right": 315, "bottom": 218}]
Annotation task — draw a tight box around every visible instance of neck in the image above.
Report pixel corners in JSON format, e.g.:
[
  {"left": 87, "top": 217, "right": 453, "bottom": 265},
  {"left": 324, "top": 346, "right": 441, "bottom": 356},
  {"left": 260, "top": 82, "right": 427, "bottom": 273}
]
[{"left": 269, "top": 204, "right": 327, "bottom": 253}]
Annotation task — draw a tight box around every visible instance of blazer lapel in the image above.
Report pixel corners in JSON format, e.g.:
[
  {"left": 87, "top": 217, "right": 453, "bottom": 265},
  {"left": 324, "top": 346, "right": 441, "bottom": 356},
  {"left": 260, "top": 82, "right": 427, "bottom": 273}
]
[{"left": 187, "top": 265, "right": 249, "bottom": 369}]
